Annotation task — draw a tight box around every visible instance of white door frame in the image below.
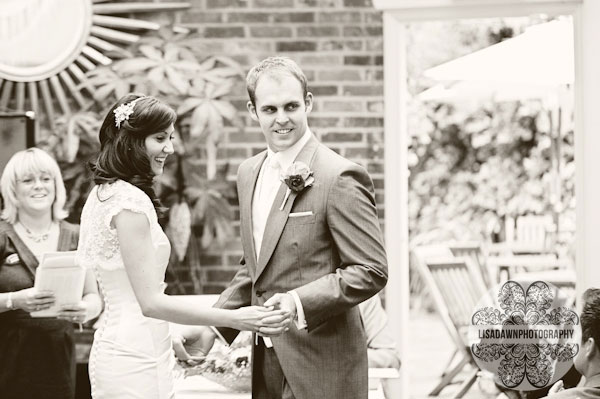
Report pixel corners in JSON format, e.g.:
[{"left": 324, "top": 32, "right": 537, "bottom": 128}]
[{"left": 373, "top": 0, "right": 599, "bottom": 396}]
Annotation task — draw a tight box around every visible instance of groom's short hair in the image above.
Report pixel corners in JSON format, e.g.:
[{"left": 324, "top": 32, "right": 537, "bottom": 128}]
[
  {"left": 581, "top": 288, "right": 600, "bottom": 352},
  {"left": 246, "top": 56, "right": 308, "bottom": 106}
]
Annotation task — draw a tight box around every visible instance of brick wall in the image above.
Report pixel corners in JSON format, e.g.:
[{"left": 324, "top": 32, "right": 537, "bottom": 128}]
[{"left": 170, "top": 0, "right": 384, "bottom": 293}]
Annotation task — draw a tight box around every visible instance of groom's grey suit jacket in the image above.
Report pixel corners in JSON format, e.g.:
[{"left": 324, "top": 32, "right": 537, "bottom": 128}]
[{"left": 215, "top": 134, "right": 388, "bottom": 399}]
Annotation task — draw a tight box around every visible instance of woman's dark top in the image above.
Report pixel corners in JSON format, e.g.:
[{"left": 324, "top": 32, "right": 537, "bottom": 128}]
[{"left": 0, "top": 220, "right": 79, "bottom": 399}]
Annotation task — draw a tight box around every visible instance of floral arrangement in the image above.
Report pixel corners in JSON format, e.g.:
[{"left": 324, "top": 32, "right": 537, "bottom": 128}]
[{"left": 183, "top": 331, "right": 253, "bottom": 392}]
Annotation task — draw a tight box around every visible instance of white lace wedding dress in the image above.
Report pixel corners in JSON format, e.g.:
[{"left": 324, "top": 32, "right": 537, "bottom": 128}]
[{"left": 78, "top": 180, "right": 176, "bottom": 398}]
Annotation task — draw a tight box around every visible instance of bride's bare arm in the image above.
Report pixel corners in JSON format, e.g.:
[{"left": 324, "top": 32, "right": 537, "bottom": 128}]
[{"left": 114, "top": 210, "right": 289, "bottom": 332}]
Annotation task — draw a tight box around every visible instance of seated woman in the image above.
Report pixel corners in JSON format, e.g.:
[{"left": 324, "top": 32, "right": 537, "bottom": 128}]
[{"left": 0, "top": 148, "right": 101, "bottom": 399}]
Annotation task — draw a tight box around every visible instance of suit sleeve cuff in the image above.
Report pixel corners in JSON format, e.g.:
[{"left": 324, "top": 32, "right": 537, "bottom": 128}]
[
  {"left": 288, "top": 290, "right": 307, "bottom": 330},
  {"left": 211, "top": 327, "right": 229, "bottom": 346}
]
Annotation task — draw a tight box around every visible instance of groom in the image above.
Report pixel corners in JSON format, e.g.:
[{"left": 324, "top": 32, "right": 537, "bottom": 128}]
[{"left": 180, "top": 57, "right": 388, "bottom": 399}]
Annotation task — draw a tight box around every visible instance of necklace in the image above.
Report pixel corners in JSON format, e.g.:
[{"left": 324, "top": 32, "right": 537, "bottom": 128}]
[{"left": 18, "top": 221, "right": 54, "bottom": 243}]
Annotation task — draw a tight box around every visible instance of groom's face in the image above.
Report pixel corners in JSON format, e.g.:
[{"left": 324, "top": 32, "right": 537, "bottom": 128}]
[{"left": 247, "top": 71, "right": 313, "bottom": 153}]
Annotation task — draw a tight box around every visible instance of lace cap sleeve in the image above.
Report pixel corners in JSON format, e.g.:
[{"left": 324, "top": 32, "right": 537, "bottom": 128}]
[
  {"left": 78, "top": 180, "right": 158, "bottom": 271},
  {"left": 102, "top": 180, "right": 157, "bottom": 233}
]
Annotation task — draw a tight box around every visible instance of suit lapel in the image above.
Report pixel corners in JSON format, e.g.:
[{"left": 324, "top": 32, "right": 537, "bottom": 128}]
[
  {"left": 255, "top": 136, "right": 320, "bottom": 280},
  {"left": 241, "top": 152, "right": 267, "bottom": 279}
]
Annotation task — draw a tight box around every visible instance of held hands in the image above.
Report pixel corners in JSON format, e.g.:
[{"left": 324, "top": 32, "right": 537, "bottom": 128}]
[
  {"left": 12, "top": 288, "right": 54, "bottom": 313},
  {"left": 233, "top": 305, "right": 291, "bottom": 337},
  {"left": 172, "top": 326, "right": 216, "bottom": 366},
  {"left": 263, "top": 293, "right": 297, "bottom": 333}
]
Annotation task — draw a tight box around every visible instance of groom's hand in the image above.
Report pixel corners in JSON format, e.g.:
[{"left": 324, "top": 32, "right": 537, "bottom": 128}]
[
  {"left": 172, "top": 326, "right": 216, "bottom": 366},
  {"left": 262, "top": 293, "right": 296, "bottom": 335}
]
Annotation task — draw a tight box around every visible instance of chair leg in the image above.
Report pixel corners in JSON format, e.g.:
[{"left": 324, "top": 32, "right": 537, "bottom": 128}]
[
  {"left": 451, "top": 367, "right": 479, "bottom": 399},
  {"left": 441, "top": 349, "right": 458, "bottom": 377},
  {"left": 429, "top": 356, "right": 470, "bottom": 396}
]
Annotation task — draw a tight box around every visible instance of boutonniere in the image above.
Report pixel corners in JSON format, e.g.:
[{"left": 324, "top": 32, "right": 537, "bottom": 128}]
[{"left": 279, "top": 161, "right": 314, "bottom": 210}]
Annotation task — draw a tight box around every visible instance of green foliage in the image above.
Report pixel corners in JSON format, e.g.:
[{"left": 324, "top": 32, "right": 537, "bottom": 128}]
[
  {"left": 45, "top": 28, "right": 243, "bottom": 293},
  {"left": 408, "top": 100, "right": 575, "bottom": 252}
]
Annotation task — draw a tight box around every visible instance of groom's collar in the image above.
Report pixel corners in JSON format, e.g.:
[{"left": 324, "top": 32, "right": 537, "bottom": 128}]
[{"left": 266, "top": 129, "right": 313, "bottom": 173}]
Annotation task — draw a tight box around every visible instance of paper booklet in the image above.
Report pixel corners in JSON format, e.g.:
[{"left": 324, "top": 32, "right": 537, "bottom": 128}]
[{"left": 30, "top": 251, "right": 86, "bottom": 318}]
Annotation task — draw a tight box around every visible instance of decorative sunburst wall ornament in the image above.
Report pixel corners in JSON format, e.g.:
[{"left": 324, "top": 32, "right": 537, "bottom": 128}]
[{"left": 0, "top": 0, "right": 190, "bottom": 128}]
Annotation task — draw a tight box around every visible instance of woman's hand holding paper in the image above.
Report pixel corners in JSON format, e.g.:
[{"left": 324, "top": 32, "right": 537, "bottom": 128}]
[{"left": 13, "top": 288, "right": 55, "bottom": 313}]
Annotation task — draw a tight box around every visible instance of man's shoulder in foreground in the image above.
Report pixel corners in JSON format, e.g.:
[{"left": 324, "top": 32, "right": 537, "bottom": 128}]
[{"left": 545, "top": 386, "right": 600, "bottom": 399}]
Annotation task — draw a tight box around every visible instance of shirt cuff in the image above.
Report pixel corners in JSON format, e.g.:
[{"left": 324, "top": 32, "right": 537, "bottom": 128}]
[
  {"left": 210, "top": 326, "right": 229, "bottom": 346},
  {"left": 288, "top": 290, "right": 307, "bottom": 330}
]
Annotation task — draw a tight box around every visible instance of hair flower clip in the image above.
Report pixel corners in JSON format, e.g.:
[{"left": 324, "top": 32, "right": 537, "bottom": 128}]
[
  {"left": 279, "top": 161, "right": 314, "bottom": 210},
  {"left": 114, "top": 97, "right": 143, "bottom": 128}
]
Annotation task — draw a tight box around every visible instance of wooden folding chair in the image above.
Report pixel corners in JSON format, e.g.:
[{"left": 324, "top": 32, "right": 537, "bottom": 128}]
[
  {"left": 447, "top": 241, "right": 494, "bottom": 289},
  {"left": 415, "top": 255, "right": 488, "bottom": 398}
]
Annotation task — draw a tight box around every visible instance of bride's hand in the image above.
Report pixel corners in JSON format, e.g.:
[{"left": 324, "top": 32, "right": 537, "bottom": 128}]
[{"left": 232, "top": 306, "right": 291, "bottom": 336}]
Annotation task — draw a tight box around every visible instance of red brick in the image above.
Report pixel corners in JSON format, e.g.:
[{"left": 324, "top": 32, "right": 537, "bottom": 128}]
[
  {"left": 343, "top": 26, "right": 382, "bottom": 37},
  {"left": 367, "top": 162, "right": 384, "bottom": 174},
  {"left": 205, "top": 268, "right": 239, "bottom": 282},
  {"left": 309, "top": 117, "right": 340, "bottom": 127},
  {"left": 322, "top": 132, "right": 363, "bottom": 142},
  {"left": 199, "top": 254, "right": 222, "bottom": 265},
  {"left": 372, "top": 177, "right": 384, "bottom": 189},
  {"left": 297, "top": 0, "right": 340, "bottom": 6},
  {"left": 318, "top": 69, "right": 361, "bottom": 81},
  {"left": 318, "top": 11, "right": 361, "bottom": 23},
  {"left": 319, "top": 40, "right": 363, "bottom": 51},
  {"left": 223, "top": 40, "right": 274, "bottom": 53},
  {"left": 310, "top": 85, "right": 338, "bottom": 96},
  {"left": 364, "top": 68, "right": 383, "bottom": 81},
  {"left": 254, "top": 0, "right": 294, "bottom": 6},
  {"left": 276, "top": 41, "right": 317, "bottom": 52},
  {"left": 230, "top": 132, "right": 266, "bottom": 143},
  {"left": 181, "top": 11, "right": 223, "bottom": 23},
  {"left": 217, "top": 148, "right": 249, "bottom": 158},
  {"left": 366, "top": 37, "right": 383, "bottom": 51},
  {"left": 344, "top": 55, "right": 371, "bottom": 65},
  {"left": 226, "top": 12, "right": 269, "bottom": 22},
  {"left": 207, "top": 0, "right": 248, "bottom": 8},
  {"left": 204, "top": 26, "right": 246, "bottom": 38},
  {"left": 297, "top": 26, "right": 340, "bottom": 37},
  {"left": 364, "top": 11, "right": 383, "bottom": 24},
  {"left": 322, "top": 100, "right": 363, "bottom": 112},
  {"left": 300, "top": 55, "right": 341, "bottom": 65},
  {"left": 343, "top": 0, "right": 372, "bottom": 6},
  {"left": 273, "top": 12, "right": 315, "bottom": 22},
  {"left": 344, "top": 117, "right": 383, "bottom": 127},
  {"left": 250, "top": 26, "right": 293, "bottom": 37},
  {"left": 343, "top": 85, "right": 383, "bottom": 96},
  {"left": 367, "top": 101, "right": 384, "bottom": 113},
  {"left": 344, "top": 147, "right": 369, "bottom": 158}
]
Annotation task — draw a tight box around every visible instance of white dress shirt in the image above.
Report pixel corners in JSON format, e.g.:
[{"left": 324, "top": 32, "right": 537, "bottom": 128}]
[{"left": 251, "top": 130, "right": 312, "bottom": 346}]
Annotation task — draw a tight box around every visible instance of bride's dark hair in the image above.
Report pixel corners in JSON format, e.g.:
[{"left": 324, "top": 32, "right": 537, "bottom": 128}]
[{"left": 90, "top": 94, "right": 176, "bottom": 216}]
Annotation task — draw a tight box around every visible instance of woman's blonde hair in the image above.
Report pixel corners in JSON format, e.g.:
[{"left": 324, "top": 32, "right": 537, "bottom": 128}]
[{"left": 1, "top": 148, "right": 68, "bottom": 224}]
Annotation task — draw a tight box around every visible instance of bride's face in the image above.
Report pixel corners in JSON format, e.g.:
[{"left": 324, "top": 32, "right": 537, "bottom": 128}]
[{"left": 144, "top": 124, "right": 175, "bottom": 175}]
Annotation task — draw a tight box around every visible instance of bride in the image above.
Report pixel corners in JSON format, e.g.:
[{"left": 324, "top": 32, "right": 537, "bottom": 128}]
[{"left": 77, "top": 94, "right": 289, "bottom": 398}]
